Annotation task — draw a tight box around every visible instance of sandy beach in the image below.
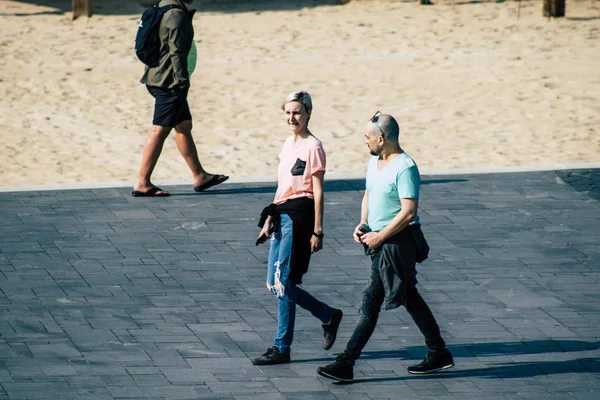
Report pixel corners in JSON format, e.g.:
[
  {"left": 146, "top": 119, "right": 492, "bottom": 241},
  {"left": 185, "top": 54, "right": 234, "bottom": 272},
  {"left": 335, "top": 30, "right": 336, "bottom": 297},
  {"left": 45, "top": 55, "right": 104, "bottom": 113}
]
[{"left": 0, "top": 0, "right": 599, "bottom": 187}]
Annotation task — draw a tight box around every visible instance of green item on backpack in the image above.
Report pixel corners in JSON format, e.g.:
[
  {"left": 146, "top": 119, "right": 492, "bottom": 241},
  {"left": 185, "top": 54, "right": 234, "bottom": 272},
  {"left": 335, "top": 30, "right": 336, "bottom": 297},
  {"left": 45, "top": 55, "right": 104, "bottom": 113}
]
[{"left": 188, "top": 40, "right": 197, "bottom": 78}]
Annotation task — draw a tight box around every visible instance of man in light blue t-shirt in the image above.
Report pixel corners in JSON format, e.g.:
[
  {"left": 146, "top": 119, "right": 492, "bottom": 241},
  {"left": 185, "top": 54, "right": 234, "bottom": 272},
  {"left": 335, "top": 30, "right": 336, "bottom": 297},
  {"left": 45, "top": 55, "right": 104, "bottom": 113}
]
[
  {"left": 365, "top": 148, "right": 420, "bottom": 231},
  {"left": 318, "top": 112, "right": 454, "bottom": 382}
]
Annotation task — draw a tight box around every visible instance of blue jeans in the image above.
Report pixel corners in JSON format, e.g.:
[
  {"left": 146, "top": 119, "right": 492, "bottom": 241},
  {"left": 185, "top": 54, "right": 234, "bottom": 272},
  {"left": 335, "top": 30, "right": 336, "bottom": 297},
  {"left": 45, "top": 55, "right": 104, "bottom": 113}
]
[{"left": 267, "top": 214, "right": 335, "bottom": 355}]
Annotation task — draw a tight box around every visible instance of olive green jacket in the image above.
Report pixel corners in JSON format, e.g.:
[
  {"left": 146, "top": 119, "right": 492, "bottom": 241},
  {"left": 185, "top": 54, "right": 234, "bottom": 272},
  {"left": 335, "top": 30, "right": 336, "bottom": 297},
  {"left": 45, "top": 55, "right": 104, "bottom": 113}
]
[{"left": 140, "top": 0, "right": 195, "bottom": 88}]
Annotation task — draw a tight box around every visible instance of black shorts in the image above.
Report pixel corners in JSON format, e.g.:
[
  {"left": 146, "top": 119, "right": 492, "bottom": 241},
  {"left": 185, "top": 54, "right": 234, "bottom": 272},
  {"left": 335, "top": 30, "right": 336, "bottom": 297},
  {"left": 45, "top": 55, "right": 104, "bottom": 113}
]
[{"left": 146, "top": 85, "right": 192, "bottom": 127}]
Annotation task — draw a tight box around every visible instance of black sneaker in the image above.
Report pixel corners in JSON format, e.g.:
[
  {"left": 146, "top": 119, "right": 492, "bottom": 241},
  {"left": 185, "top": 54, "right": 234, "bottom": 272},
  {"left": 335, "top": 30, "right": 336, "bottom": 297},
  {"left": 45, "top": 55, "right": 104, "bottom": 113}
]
[
  {"left": 317, "top": 356, "right": 354, "bottom": 382},
  {"left": 408, "top": 348, "right": 454, "bottom": 374},
  {"left": 251, "top": 346, "right": 291, "bottom": 366},
  {"left": 322, "top": 309, "right": 343, "bottom": 350}
]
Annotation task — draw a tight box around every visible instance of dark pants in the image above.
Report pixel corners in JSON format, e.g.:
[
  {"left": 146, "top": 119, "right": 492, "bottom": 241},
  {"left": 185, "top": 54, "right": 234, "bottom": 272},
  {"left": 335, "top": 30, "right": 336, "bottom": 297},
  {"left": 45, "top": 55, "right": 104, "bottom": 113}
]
[{"left": 342, "top": 247, "right": 445, "bottom": 363}]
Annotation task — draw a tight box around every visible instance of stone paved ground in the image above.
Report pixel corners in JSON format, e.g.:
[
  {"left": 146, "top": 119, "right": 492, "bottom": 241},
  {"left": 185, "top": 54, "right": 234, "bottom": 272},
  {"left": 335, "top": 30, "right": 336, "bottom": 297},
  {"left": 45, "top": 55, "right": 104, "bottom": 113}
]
[{"left": 0, "top": 169, "right": 599, "bottom": 400}]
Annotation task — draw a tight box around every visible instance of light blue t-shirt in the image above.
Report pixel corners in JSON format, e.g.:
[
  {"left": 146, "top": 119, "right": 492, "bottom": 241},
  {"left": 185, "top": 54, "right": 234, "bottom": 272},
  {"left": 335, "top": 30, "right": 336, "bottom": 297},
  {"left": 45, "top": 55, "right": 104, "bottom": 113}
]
[{"left": 366, "top": 153, "right": 420, "bottom": 231}]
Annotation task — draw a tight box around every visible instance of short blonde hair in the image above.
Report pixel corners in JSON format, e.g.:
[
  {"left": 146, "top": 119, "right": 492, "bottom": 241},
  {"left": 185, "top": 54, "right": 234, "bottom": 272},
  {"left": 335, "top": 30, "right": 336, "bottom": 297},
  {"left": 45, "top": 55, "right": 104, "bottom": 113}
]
[{"left": 281, "top": 91, "right": 312, "bottom": 113}]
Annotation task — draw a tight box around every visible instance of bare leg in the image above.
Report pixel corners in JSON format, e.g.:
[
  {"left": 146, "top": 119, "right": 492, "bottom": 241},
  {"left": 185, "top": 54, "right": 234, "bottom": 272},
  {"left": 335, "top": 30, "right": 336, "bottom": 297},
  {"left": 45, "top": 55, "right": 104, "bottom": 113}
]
[
  {"left": 174, "top": 120, "right": 206, "bottom": 186},
  {"left": 174, "top": 119, "right": 228, "bottom": 188},
  {"left": 134, "top": 125, "right": 171, "bottom": 194}
]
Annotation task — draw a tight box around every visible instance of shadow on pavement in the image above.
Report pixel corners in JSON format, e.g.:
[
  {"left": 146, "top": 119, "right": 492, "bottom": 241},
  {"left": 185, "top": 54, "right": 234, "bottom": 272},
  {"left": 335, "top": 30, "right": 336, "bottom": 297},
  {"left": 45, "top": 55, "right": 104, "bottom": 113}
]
[
  {"left": 421, "top": 178, "right": 469, "bottom": 185},
  {"left": 316, "top": 339, "right": 600, "bottom": 384},
  {"left": 363, "top": 339, "right": 600, "bottom": 358},
  {"left": 343, "top": 357, "right": 599, "bottom": 384},
  {"left": 170, "top": 178, "right": 469, "bottom": 196},
  {"left": 555, "top": 169, "right": 600, "bottom": 202},
  {"left": 302, "top": 339, "right": 600, "bottom": 365}
]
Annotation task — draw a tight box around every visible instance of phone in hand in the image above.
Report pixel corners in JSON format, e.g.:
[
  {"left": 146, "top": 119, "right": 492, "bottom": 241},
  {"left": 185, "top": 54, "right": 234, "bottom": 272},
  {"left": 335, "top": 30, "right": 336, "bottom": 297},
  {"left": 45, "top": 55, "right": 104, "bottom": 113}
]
[
  {"left": 255, "top": 233, "right": 269, "bottom": 246},
  {"left": 358, "top": 224, "right": 371, "bottom": 234},
  {"left": 357, "top": 224, "right": 372, "bottom": 251}
]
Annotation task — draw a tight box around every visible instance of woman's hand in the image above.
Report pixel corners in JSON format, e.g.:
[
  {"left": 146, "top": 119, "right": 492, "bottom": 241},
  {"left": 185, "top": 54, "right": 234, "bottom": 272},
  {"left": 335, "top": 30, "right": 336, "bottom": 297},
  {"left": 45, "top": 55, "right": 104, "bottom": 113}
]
[
  {"left": 257, "top": 218, "right": 271, "bottom": 243},
  {"left": 310, "top": 235, "right": 323, "bottom": 253}
]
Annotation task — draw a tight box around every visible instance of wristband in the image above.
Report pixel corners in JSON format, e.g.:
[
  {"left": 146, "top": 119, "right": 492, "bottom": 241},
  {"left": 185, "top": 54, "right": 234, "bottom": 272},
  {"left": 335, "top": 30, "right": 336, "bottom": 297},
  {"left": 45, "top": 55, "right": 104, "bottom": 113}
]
[{"left": 313, "top": 232, "right": 324, "bottom": 239}]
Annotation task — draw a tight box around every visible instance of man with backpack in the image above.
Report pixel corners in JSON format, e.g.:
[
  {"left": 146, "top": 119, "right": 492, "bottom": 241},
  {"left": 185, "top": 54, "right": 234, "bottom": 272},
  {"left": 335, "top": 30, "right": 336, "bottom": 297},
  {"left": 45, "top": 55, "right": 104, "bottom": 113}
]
[{"left": 133, "top": 0, "right": 228, "bottom": 197}]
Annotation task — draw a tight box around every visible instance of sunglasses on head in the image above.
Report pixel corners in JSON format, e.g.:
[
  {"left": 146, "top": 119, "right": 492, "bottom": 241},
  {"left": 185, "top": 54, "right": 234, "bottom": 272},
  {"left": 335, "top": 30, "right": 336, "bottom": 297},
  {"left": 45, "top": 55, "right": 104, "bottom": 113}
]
[{"left": 369, "top": 111, "right": 386, "bottom": 137}]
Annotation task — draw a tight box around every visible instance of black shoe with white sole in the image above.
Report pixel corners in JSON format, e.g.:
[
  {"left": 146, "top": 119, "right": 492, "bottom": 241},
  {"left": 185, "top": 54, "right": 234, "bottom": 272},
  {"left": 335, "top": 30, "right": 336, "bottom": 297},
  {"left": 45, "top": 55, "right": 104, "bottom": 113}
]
[
  {"left": 252, "top": 346, "right": 290, "bottom": 366},
  {"left": 408, "top": 348, "right": 454, "bottom": 374},
  {"left": 317, "top": 356, "right": 354, "bottom": 382}
]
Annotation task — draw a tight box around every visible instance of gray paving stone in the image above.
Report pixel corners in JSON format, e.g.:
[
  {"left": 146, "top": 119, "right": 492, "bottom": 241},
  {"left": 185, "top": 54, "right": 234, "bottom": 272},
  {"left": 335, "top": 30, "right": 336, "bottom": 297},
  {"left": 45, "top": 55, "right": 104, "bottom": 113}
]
[
  {"left": 72, "top": 386, "right": 114, "bottom": 399},
  {"left": 2, "top": 382, "right": 79, "bottom": 399},
  {"left": 208, "top": 380, "right": 276, "bottom": 396},
  {"left": 234, "top": 393, "right": 286, "bottom": 400},
  {"left": 39, "top": 361, "right": 78, "bottom": 377},
  {"left": 140, "top": 384, "right": 199, "bottom": 398},
  {"left": 281, "top": 392, "right": 339, "bottom": 400},
  {"left": 106, "top": 386, "right": 146, "bottom": 398},
  {"left": 570, "top": 391, "right": 600, "bottom": 400},
  {"left": 27, "top": 343, "right": 81, "bottom": 358},
  {"left": 1, "top": 171, "right": 600, "bottom": 399}
]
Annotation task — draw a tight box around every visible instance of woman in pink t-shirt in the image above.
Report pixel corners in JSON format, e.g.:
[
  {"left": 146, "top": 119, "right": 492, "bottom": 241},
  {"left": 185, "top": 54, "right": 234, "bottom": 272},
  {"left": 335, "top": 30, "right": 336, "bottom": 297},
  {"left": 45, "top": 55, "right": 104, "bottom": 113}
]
[{"left": 252, "top": 92, "right": 343, "bottom": 366}]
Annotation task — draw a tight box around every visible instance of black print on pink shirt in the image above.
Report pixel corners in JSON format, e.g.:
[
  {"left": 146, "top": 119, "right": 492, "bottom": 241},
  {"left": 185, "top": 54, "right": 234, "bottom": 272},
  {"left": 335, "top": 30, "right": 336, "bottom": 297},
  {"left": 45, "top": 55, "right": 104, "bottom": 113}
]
[{"left": 290, "top": 158, "right": 307, "bottom": 176}]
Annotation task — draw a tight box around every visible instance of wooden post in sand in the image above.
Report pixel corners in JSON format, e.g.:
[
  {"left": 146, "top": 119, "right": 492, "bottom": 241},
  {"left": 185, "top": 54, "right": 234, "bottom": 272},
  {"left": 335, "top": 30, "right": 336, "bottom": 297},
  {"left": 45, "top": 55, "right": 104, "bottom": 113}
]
[
  {"left": 543, "top": 0, "right": 565, "bottom": 17},
  {"left": 72, "top": 0, "right": 94, "bottom": 19}
]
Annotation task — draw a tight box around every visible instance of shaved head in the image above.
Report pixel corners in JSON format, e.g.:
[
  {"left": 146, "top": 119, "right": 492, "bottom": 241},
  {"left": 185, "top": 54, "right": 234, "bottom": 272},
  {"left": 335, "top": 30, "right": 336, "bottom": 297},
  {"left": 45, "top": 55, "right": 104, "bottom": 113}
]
[
  {"left": 370, "top": 114, "right": 399, "bottom": 141},
  {"left": 364, "top": 113, "right": 402, "bottom": 157}
]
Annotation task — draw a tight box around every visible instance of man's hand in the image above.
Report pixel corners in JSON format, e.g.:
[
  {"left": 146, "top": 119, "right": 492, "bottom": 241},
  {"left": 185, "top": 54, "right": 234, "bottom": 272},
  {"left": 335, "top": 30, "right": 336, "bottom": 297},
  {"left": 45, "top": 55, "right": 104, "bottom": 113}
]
[
  {"left": 360, "top": 231, "right": 384, "bottom": 249},
  {"left": 353, "top": 223, "right": 367, "bottom": 243},
  {"left": 310, "top": 235, "right": 323, "bottom": 253}
]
